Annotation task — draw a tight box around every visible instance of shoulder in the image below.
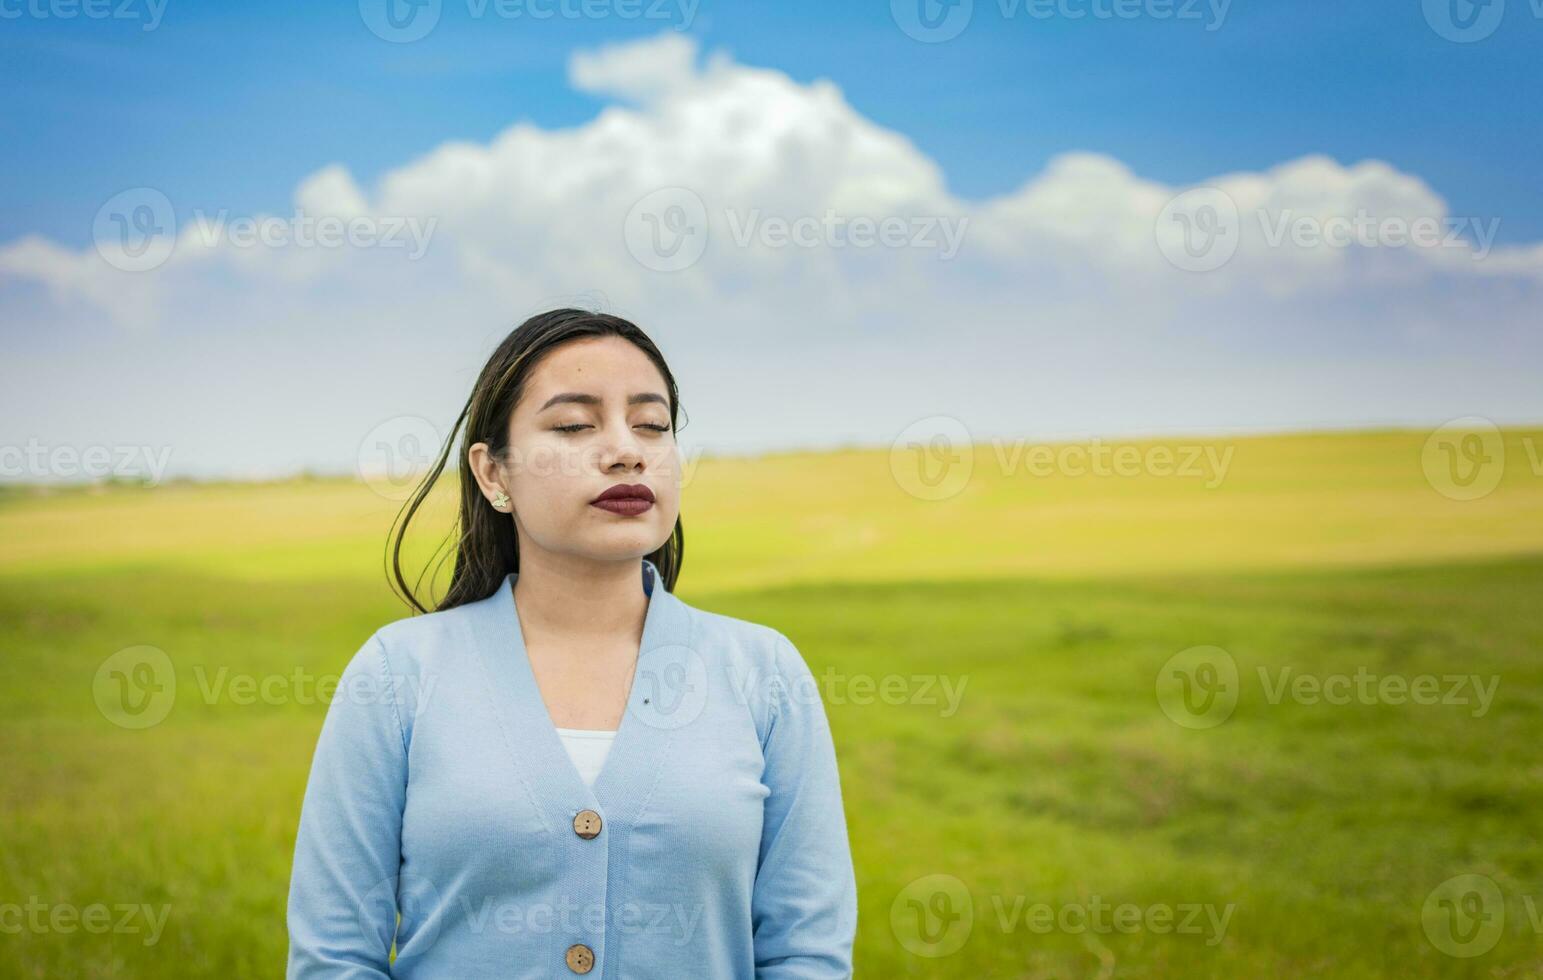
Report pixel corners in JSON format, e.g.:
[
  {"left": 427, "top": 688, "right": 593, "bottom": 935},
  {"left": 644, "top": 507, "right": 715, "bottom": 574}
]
[
  {"left": 327, "top": 600, "right": 487, "bottom": 745},
  {"left": 371, "top": 602, "right": 466, "bottom": 665},
  {"left": 345, "top": 600, "right": 484, "bottom": 705},
  {"left": 679, "top": 600, "right": 824, "bottom": 735},
  {"left": 684, "top": 602, "right": 811, "bottom": 678}
]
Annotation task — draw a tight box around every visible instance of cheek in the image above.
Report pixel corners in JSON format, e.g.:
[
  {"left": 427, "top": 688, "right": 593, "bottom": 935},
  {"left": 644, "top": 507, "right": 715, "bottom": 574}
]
[
  {"left": 508, "top": 441, "right": 583, "bottom": 514},
  {"left": 653, "top": 443, "right": 682, "bottom": 484},
  {"left": 653, "top": 452, "right": 682, "bottom": 514}
]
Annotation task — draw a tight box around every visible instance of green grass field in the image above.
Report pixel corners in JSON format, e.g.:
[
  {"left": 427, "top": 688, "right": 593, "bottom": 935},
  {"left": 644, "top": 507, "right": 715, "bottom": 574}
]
[{"left": 3, "top": 428, "right": 1542, "bottom": 977}]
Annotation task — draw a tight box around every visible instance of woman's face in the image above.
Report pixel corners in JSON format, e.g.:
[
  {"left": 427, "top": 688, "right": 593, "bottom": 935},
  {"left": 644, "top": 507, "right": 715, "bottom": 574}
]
[{"left": 481, "top": 335, "right": 680, "bottom": 566}]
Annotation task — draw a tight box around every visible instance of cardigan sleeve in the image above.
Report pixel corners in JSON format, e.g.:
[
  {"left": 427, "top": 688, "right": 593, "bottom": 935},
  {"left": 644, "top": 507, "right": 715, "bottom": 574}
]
[
  {"left": 286, "top": 632, "right": 407, "bottom": 979},
  {"left": 751, "top": 631, "right": 859, "bottom": 979}
]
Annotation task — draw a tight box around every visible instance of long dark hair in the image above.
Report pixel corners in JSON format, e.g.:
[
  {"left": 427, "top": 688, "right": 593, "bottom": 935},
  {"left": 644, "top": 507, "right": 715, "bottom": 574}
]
[{"left": 387, "top": 309, "right": 686, "bottom": 613}]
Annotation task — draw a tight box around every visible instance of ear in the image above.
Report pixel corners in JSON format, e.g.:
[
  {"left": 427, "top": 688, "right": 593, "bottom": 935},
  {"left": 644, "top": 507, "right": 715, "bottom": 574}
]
[{"left": 465, "top": 441, "right": 510, "bottom": 509}]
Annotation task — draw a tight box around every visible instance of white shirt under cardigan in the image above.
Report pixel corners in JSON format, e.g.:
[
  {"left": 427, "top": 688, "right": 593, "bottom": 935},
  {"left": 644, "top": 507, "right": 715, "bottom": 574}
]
[
  {"left": 285, "top": 557, "right": 858, "bottom": 979},
  {"left": 556, "top": 727, "right": 617, "bottom": 788}
]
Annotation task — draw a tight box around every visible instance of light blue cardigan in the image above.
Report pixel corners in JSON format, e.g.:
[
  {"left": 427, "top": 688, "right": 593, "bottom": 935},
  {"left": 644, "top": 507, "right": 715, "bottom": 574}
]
[{"left": 286, "top": 559, "right": 857, "bottom": 978}]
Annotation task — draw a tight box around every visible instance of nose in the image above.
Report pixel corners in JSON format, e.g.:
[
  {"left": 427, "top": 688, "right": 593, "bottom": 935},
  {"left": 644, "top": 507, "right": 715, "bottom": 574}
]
[{"left": 599, "top": 421, "right": 647, "bottom": 473}]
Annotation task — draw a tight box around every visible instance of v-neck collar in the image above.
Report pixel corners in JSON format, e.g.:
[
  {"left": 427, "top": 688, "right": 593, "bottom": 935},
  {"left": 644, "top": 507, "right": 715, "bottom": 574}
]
[{"left": 457, "top": 558, "right": 695, "bottom": 830}]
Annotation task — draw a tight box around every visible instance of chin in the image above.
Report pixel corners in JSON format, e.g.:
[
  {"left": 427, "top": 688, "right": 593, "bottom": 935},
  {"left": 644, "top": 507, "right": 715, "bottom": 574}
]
[{"left": 584, "top": 532, "right": 661, "bottom": 560}]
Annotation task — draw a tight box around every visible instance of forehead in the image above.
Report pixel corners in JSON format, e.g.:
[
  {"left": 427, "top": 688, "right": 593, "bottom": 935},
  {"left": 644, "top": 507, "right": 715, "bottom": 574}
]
[{"left": 526, "top": 336, "right": 665, "bottom": 392}]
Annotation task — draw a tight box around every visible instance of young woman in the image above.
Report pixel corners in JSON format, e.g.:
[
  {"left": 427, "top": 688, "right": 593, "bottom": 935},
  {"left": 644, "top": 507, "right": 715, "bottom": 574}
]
[{"left": 285, "top": 310, "right": 857, "bottom": 978}]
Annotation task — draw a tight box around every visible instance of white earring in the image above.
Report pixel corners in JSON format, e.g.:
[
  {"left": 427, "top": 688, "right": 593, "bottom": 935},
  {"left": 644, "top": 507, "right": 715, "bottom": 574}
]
[{"left": 491, "top": 490, "right": 510, "bottom": 510}]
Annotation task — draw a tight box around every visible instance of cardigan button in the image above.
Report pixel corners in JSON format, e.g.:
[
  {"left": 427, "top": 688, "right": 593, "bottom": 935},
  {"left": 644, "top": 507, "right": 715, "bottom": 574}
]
[
  {"left": 573, "top": 809, "right": 603, "bottom": 840},
  {"left": 565, "top": 942, "right": 595, "bottom": 974}
]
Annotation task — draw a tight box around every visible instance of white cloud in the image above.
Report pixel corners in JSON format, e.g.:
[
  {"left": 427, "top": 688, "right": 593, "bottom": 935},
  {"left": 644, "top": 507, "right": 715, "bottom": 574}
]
[
  {"left": 568, "top": 30, "right": 703, "bottom": 103},
  {"left": 294, "top": 164, "right": 369, "bottom": 220}
]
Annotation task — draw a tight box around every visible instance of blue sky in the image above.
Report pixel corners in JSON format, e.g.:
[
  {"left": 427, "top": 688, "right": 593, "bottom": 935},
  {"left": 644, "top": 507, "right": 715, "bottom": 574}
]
[
  {"left": 5, "top": 0, "right": 1541, "bottom": 248},
  {"left": 3, "top": 1, "right": 1541, "bottom": 481}
]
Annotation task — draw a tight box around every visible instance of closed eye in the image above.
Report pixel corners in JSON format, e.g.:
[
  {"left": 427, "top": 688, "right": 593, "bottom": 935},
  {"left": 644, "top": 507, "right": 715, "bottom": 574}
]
[{"left": 553, "top": 423, "right": 671, "bottom": 433}]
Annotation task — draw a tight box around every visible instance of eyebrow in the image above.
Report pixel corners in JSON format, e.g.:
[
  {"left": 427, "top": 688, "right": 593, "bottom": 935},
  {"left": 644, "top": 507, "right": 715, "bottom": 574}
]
[{"left": 537, "top": 392, "right": 669, "bottom": 412}]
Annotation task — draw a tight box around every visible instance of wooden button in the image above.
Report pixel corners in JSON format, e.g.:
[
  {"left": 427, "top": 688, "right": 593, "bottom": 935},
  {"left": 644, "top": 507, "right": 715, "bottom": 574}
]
[
  {"left": 565, "top": 942, "right": 595, "bottom": 974},
  {"left": 572, "top": 809, "right": 603, "bottom": 840}
]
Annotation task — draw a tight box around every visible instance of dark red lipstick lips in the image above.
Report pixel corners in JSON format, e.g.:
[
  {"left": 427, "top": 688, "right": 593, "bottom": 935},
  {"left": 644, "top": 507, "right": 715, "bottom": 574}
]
[{"left": 590, "top": 483, "right": 655, "bottom": 516}]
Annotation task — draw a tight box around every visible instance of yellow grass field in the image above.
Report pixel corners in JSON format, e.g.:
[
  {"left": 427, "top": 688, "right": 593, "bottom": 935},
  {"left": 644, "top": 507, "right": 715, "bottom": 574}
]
[{"left": 3, "top": 427, "right": 1541, "bottom": 977}]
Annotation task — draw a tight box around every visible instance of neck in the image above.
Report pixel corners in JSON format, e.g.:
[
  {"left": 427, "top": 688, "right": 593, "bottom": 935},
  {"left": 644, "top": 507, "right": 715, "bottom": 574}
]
[{"left": 510, "top": 552, "right": 649, "bottom": 641}]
